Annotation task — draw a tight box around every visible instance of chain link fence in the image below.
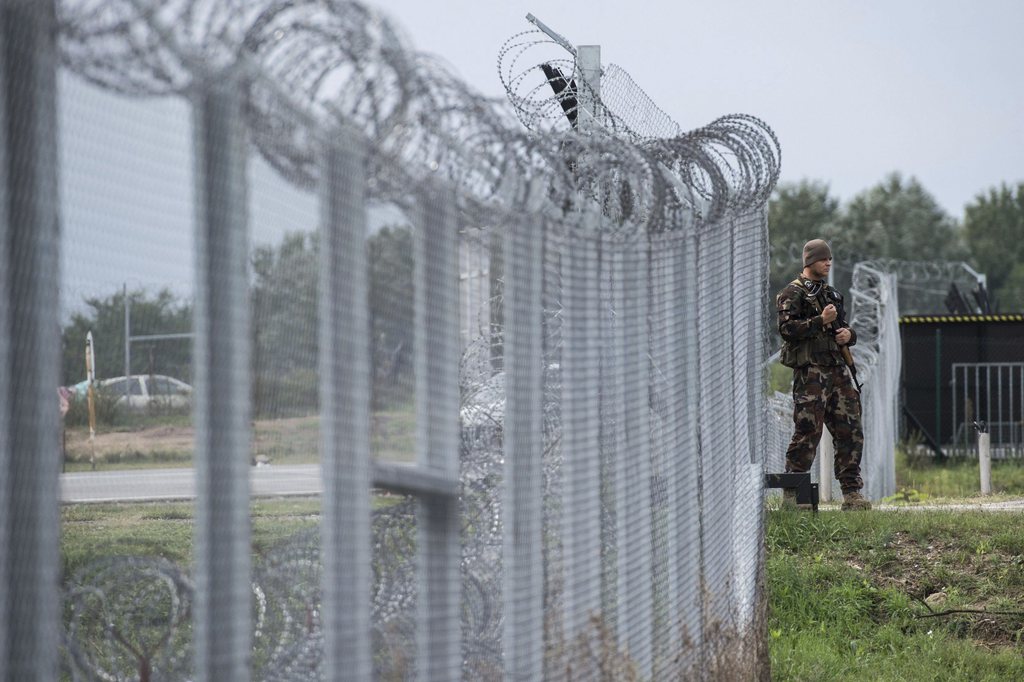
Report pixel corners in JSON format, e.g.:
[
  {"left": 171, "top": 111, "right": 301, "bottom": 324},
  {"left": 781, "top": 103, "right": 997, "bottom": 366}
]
[{"left": 2, "top": 1, "right": 783, "bottom": 679}]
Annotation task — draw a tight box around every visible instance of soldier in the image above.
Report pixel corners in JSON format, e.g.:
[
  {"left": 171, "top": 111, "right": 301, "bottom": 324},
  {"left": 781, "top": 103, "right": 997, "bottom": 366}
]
[{"left": 777, "top": 239, "right": 871, "bottom": 511}]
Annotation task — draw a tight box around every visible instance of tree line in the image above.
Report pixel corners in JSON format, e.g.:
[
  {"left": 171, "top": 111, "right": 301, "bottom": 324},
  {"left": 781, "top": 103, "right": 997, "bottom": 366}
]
[
  {"left": 769, "top": 174, "right": 1024, "bottom": 310},
  {"left": 62, "top": 173, "right": 1023, "bottom": 412},
  {"left": 61, "top": 225, "right": 415, "bottom": 417}
]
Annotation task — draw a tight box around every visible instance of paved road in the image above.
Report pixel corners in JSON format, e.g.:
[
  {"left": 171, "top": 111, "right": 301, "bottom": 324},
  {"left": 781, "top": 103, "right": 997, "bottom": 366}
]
[
  {"left": 808, "top": 497, "right": 1024, "bottom": 512},
  {"left": 873, "top": 498, "right": 1024, "bottom": 512},
  {"left": 63, "top": 468, "right": 1024, "bottom": 511},
  {"left": 61, "top": 464, "right": 322, "bottom": 503}
]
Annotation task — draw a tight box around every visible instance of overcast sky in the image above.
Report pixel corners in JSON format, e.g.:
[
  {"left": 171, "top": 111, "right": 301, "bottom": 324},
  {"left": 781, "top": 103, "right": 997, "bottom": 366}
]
[
  {"left": 370, "top": 0, "right": 1023, "bottom": 215},
  {"left": 59, "top": 0, "right": 1024, "bottom": 315}
]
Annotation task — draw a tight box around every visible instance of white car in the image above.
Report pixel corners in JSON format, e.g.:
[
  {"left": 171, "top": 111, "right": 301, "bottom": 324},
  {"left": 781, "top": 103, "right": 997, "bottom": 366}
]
[{"left": 73, "top": 374, "right": 192, "bottom": 411}]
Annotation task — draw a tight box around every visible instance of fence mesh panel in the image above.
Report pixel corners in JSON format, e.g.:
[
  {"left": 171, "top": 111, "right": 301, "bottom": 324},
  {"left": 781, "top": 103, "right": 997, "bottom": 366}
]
[{"left": 0, "top": 1, "right": 818, "bottom": 679}]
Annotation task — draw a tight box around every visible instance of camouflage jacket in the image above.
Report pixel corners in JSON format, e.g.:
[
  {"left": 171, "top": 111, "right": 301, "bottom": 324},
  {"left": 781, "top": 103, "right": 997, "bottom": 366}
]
[{"left": 776, "top": 277, "right": 857, "bottom": 368}]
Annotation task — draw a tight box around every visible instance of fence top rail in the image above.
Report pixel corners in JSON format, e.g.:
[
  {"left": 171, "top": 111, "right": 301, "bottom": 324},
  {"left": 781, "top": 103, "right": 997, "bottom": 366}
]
[
  {"left": 951, "top": 362, "right": 1024, "bottom": 370},
  {"left": 901, "top": 314, "right": 1024, "bottom": 323}
]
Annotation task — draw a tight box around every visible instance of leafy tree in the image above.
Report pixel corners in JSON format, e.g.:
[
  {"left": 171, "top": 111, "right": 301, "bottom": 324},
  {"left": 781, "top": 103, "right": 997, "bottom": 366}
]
[
  {"left": 251, "top": 226, "right": 416, "bottom": 416},
  {"left": 252, "top": 232, "right": 320, "bottom": 416},
  {"left": 812, "top": 172, "right": 966, "bottom": 297},
  {"left": 367, "top": 225, "right": 415, "bottom": 408},
  {"left": 997, "top": 263, "right": 1024, "bottom": 311},
  {"left": 769, "top": 174, "right": 971, "bottom": 318},
  {"left": 825, "top": 172, "right": 966, "bottom": 263},
  {"left": 963, "top": 182, "right": 1024, "bottom": 310},
  {"left": 61, "top": 289, "right": 192, "bottom": 385},
  {"left": 768, "top": 180, "right": 840, "bottom": 296}
]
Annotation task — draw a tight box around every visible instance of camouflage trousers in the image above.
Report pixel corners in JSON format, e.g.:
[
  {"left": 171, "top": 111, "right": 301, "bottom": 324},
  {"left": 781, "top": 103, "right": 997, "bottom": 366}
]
[{"left": 785, "top": 363, "right": 864, "bottom": 493}]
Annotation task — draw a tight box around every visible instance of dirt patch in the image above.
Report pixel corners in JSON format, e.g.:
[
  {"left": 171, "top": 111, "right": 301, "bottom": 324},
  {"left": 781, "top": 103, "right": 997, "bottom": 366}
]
[
  {"left": 64, "top": 415, "right": 322, "bottom": 464},
  {"left": 866, "top": 531, "right": 1024, "bottom": 650},
  {"left": 65, "top": 425, "right": 194, "bottom": 461},
  {"left": 870, "top": 532, "right": 967, "bottom": 595},
  {"left": 63, "top": 412, "right": 417, "bottom": 467}
]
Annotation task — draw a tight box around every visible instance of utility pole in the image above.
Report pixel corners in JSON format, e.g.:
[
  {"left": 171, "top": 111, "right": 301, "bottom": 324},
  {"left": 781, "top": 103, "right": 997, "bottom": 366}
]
[
  {"left": 819, "top": 266, "right": 835, "bottom": 502},
  {"left": 124, "top": 283, "right": 130, "bottom": 398}
]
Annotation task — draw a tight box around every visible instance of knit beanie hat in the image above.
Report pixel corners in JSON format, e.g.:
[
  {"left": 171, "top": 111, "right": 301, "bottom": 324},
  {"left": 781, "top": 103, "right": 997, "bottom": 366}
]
[{"left": 802, "top": 239, "right": 832, "bottom": 267}]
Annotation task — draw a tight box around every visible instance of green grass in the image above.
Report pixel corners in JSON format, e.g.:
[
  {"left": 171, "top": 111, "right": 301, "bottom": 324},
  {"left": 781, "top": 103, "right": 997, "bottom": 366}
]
[
  {"left": 61, "top": 498, "right": 324, "bottom": 579},
  {"left": 767, "top": 509, "right": 1024, "bottom": 681},
  {"left": 769, "top": 361, "right": 792, "bottom": 394},
  {"left": 60, "top": 427, "right": 1024, "bottom": 679},
  {"left": 371, "top": 408, "right": 416, "bottom": 462},
  {"left": 66, "top": 501, "right": 1024, "bottom": 680},
  {"left": 61, "top": 496, "right": 413, "bottom": 579},
  {"left": 893, "top": 448, "right": 1024, "bottom": 499}
]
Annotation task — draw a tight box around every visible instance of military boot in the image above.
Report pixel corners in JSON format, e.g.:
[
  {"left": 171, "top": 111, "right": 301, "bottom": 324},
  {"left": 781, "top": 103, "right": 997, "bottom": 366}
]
[
  {"left": 781, "top": 489, "right": 812, "bottom": 511},
  {"left": 841, "top": 491, "right": 871, "bottom": 511}
]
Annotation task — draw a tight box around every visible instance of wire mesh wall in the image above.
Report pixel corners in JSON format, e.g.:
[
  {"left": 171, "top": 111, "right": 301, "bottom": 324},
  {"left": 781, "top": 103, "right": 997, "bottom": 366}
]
[
  {"left": 2, "top": 0, "right": 782, "bottom": 679},
  {"left": 847, "top": 263, "right": 900, "bottom": 500}
]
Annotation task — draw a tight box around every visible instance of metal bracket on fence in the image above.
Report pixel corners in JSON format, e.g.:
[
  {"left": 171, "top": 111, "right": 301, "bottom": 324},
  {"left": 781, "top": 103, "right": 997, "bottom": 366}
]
[
  {"left": 764, "top": 472, "right": 819, "bottom": 512},
  {"left": 372, "top": 461, "right": 459, "bottom": 499}
]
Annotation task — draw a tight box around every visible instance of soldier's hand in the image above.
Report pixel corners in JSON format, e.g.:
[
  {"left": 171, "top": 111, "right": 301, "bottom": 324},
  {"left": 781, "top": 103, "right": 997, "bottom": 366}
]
[
  {"left": 821, "top": 304, "right": 838, "bottom": 325},
  {"left": 834, "top": 327, "right": 852, "bottom": 345}
]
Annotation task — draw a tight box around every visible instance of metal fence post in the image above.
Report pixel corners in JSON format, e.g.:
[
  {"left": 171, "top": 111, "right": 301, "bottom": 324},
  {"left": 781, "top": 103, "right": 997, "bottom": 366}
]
[
  {"left": 1, "top": 1, "right": 60, "bottom": 679},
  {"left": 561, "top": 209, "right": 603, "bottom": 649},
  {"left": 319, "top": 128, "right": 372, "bottom": 681},
  {"left": 696, "top": 216, "right": 740, "bottom": 631},
  {"left": 815, "top": 224, "right": 831, "bottom": 499},
  {"left": 730, "top": 209, "right": 769, "bottom": 644},
  {"left": 978, "top": 428, "right": 992, "bottom": 495},
  {"left": 503, "top": 208, "right": 544, "bottom": 680},
  {"left": 683, "top": 226, "right": 707, "bottom": 665},
  {"left": 647, "top": 231, "right": 677, "bottom": 678},
  {"left": 620, "top": 233, "right": 653, "bottom": 677},
  {"left": 819, "top": 431, "right": 834, "bottom": 502},
  {"left": 576, "top": 45, "right": 601, "bottom": 129},
  {"left": 0, "top": 29, "right": 7, "bottom": 676},
  {"left": 666, "top": 213, "right": 703, "bottom": 671},
  {"left": 191, "top": 68, "right": 252, "bottom": 682},
  {"left": 601, "top": 232, "right": 626, "bottom": 633},
  {"left": 415, "top": 183, "right": 461, "bottom": 681}
]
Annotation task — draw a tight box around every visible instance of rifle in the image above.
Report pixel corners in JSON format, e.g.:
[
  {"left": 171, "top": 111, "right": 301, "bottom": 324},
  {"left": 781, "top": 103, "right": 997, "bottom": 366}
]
[
  {"left": 799, "top": 278, "right": 862, "bottom": 392},
  {"left": 838, "top": 342, "right": 861, "bottom": 392},
  {"left": 830, "top": 290, "right": 863, "bottom": 392}
]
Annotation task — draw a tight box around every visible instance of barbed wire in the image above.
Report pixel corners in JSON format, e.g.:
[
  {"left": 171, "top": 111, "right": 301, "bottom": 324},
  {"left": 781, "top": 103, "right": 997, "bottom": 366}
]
[
  {"left": 772, "top": 243, "right": 983, "bottom": 284},
  {"left": 772, "top": 241, "right": 987, "bottom": 313},
  {"left": 62, "top": 556, "right": 194, "bottom": 680},
  {"left": 57, "top": 0, "right": 258, "bottom": 95},
  {"left": 497, "top": 26, "right": 781, "bottom": 220},
  {"left": 59, "top": 0, "right": 780, "bottom": 231},
  {"left": 53, "top": 3, "right": 780, "bottom": 676},
  {"left": 497, "top": 29, "right": 582, "bottom": 135},
  {"left": 600, "top": 64, "right": 683, "bottom": 141}
]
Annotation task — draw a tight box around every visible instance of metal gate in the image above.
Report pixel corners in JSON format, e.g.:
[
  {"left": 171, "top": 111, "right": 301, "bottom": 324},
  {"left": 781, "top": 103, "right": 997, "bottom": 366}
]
[{"left": 951, "top": 363, "right": 1024, "bottom": 457}]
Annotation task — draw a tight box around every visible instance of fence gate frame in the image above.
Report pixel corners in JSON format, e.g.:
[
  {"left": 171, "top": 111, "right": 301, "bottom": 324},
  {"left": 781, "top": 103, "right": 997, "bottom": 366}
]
[{"left": 951, "top": 362, "right": 1024, "bottom": 457}]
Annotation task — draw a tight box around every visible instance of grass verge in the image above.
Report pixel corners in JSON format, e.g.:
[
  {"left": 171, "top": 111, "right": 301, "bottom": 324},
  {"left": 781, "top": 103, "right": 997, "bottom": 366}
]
[
  {"left": 767, "top": 508, "right": 1024, "bottom": 681},
  {"left": 61, "top": 498, "right": 324, "bottom": 578},
  {"left": 892, "top": 447, "right": 1024, "bottom": 500},
  {"left": 61, "top": 496, "right": 413, "bottom": 578}
]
